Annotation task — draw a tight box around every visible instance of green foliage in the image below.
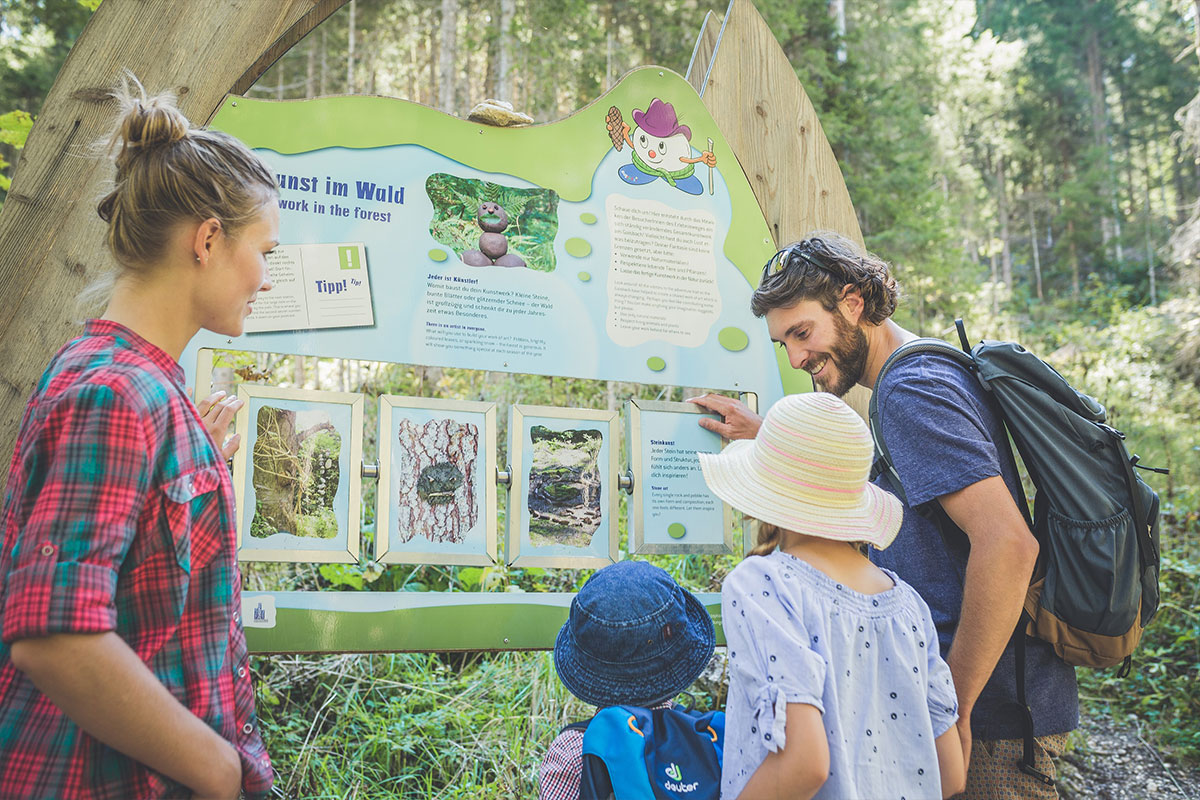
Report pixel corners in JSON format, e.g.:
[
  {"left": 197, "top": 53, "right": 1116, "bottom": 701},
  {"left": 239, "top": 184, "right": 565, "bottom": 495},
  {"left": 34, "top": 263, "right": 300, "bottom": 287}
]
[
  {"left": 0, "top": 110, "right": 32, "bottom": 148},
  {"left": 0, "top": 0, "right": 97, "bottom": 201},
  {"left": 296, "top": 507, "right": 339, "bottom": 539},
  {"left": 0, "top": 109, "right": 32, "bottom": 192},
  {"left": 319, "top": 563, "right": 366, "bottom": 590}
]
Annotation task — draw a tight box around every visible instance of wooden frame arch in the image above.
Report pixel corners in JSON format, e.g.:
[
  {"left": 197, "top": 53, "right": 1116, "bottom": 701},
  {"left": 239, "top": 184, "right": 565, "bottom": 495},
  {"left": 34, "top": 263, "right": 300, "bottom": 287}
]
[{"left": 0, "top": 0, "right": 350, "bottom": 486}]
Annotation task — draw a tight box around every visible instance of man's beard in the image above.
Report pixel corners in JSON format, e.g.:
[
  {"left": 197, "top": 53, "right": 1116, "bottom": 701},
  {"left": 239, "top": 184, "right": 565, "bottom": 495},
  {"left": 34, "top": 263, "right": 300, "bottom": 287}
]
[{"left": 815, "top": 309, "right": 869, "bottom": 397}]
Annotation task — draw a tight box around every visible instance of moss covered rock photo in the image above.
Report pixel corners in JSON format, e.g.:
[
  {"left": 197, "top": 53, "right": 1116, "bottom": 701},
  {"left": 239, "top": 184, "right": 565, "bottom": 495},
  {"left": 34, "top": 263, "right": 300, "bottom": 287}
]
[{"left": 527, "top": 426, "right": 602, "bottom": 547}]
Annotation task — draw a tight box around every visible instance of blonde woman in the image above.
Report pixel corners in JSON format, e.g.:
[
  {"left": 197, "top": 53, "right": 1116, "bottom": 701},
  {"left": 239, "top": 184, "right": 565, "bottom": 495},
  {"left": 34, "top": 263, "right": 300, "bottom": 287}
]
[
  {"left": 0, "top": 77, "right": 277, "bottom": 799},
  {"left": 700, "top": 393, "right": 965, "bottom": 800}
]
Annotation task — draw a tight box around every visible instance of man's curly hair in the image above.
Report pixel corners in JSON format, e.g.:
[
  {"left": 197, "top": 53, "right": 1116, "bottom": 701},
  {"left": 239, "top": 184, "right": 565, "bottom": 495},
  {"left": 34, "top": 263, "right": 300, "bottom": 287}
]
[{"left": 750, "top": 231, "right": 900, "bottom": 324}]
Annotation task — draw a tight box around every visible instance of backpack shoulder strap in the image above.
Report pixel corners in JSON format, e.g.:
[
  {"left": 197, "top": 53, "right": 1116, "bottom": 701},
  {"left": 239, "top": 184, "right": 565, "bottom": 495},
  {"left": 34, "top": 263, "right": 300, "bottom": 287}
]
[
  {"left": 581, "top": 706, "right": 657, "bottom": 799},
  {"left": 867, "top": 337, "right": 977, "bottom": 506}
]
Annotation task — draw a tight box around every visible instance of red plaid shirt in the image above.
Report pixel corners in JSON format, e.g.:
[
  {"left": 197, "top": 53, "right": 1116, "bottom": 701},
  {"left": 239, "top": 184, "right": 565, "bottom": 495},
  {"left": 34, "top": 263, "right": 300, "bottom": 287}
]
[{"left": 0, "top": 320, "right": 271, "bottom": 799}]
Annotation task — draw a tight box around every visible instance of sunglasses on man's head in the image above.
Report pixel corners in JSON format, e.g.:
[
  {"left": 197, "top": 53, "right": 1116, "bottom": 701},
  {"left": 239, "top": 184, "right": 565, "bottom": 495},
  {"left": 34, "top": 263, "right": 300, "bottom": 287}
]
[{"left": 764, "top": 239, "right": 825, "bottom": 277}]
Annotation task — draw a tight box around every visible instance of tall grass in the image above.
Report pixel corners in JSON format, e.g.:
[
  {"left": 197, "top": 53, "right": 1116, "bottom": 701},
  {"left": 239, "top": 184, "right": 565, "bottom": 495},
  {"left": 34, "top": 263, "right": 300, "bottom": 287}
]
[{"left": 255, "top": 650, "right": 590, "bottom": 798}]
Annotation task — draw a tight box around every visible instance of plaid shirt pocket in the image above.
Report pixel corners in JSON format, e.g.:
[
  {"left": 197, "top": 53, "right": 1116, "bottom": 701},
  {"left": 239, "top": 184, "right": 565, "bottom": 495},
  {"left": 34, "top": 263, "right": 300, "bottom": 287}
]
[{"left": 162, "top": 466, "right": 225, "bottom": 574}]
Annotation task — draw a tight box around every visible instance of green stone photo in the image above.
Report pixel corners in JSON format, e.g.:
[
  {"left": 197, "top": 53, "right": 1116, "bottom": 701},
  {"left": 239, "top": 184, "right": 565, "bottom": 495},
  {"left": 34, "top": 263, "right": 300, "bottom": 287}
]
[{"left": 425, "top": 173, "right": 559, "bottom": 271}]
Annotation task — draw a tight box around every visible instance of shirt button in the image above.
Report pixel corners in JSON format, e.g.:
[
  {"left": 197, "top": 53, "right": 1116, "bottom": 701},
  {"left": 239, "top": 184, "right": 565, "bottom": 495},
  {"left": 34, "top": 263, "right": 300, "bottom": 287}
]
[
  {"left": 238, "top": 667, "right": 246, "bottom": 677},
  {"left": 242, "top": 723, "right": 254, "bottom": 735},
  {"left": 234, "top": 613, "right": 241, "bottom": 623}
]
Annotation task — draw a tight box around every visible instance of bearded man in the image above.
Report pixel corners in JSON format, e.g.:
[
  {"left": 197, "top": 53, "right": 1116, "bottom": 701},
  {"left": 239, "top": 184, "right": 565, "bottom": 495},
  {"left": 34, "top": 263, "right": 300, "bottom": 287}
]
[{"left": 691, "top": 232, "right": 1077, "bottom": 800}]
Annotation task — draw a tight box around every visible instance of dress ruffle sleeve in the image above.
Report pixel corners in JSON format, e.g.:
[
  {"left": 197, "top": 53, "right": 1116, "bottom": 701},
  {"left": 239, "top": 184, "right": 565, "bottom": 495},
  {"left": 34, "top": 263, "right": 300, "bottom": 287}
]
[{"left": 723, "top": 561, "right": 826, "bottom": 753}]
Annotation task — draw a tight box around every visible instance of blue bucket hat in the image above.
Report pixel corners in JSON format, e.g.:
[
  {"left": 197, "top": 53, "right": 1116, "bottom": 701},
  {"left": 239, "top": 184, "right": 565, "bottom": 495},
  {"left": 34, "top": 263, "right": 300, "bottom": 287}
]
[{"left": 553, "top": 560, "right": 715, "bottom": 708}]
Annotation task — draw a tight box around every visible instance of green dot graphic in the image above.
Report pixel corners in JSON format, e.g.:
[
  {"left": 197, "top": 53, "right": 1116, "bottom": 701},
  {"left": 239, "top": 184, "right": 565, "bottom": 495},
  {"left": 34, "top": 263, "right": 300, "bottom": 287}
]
[
  {"left": 647, "top": 356, "right": 666, "bottom": 372},
  {"left": 428, "top": 248, "right": 448, "bottom": 262},
  {"left": 668, "top": 523, "right": 687, "bottom": 539},
  {"left": 718, "top": 326, "right": 750, "bottom": 352},
  {"left": 578, "top": 271, "right": 591, "bottom": 282},
  {"left": 565, "top": 237, "right": 592, "bottom": 258},
  {"left": 580, "top": 212, "right": 598, "bottom": 224}
]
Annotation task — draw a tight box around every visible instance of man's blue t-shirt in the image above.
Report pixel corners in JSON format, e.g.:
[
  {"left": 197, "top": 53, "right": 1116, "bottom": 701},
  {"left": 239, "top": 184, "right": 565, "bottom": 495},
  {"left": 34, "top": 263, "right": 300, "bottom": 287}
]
[{"left": 868, "top": 352, "right": 1078, "bottom": 741}]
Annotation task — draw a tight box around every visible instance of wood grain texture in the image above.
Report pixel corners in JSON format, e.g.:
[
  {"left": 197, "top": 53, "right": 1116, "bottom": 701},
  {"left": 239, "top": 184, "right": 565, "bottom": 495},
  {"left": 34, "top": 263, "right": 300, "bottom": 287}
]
[
  {"left": 395, "top": 418, "right": 480, "bottom": 544},
  {"left": 700, "top": 0, "right": 872, "bottom": 418},
  {"left": 0, "top": 0, "right": 347, "bottom": 487},
  {"left": 684, "top": 10, "right": 722, "bottom": 96},
  {"left": 699, "top": 0, "right": 864, "bottom": 250}
]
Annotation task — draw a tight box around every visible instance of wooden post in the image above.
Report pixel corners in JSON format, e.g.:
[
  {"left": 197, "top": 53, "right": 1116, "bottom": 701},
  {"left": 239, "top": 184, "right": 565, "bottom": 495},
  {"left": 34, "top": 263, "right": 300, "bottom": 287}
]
[{"left": 685, "top": 0, "right": 871, "bottom": 417}]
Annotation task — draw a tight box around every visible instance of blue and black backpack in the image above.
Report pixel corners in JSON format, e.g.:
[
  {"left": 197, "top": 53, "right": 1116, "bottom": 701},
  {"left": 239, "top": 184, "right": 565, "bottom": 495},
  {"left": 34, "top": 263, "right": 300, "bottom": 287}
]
[
  {"left": 869, "top": 318, "right": 1164, "bottom": 785},
  {"left": 563, "top": 705, "right": 725, "bottom": 800}
]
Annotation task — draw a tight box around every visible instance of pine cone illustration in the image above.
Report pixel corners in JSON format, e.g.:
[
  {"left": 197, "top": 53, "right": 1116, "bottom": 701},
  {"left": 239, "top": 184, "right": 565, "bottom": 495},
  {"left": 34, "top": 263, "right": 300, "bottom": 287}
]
[{"left": 606, "top": 106, "right": 624, "bottom": 151}]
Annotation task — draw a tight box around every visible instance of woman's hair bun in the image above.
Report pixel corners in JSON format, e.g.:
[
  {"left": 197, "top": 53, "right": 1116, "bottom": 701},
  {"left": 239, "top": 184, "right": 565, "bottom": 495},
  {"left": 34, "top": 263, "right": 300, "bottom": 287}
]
[
  {"left": 108, "top": 72, "right": 190, "bottom": 171},
  {"left": 122, "top": 97, "right": 189, "bottom": 148},
  {"left": 93, "top": 71, "right": 276, "bottom": 275}
]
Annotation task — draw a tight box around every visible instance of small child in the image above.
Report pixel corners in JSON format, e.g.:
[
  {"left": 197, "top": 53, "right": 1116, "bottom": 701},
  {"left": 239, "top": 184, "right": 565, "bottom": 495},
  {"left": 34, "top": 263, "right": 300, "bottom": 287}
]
[
  {"left": 539, "top": 559, "right": 717, "bottom": 799},
  {"left": 699, "top": 393, "right": 966, "bottom": 800}
]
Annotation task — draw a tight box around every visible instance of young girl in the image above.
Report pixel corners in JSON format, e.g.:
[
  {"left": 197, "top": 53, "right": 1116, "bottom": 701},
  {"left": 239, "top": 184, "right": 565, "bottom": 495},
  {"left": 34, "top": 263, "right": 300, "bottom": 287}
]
[
  {"left": 0, "top": 77, "right": 277, "bottom": 799},
  {"left": 700, "top": 392, "right": 966, "bottom": 800}
]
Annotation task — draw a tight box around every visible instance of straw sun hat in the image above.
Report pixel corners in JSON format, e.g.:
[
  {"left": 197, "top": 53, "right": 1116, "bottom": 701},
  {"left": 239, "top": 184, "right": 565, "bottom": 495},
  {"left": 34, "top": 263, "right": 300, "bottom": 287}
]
[{"left": 698, "top": 392, "right": 903, "bottom": 550}]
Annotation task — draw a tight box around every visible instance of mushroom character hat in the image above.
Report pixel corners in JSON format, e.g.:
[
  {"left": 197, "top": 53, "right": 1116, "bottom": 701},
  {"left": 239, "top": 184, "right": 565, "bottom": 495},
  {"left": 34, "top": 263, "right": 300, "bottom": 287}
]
[{"left": 632, "top": 98, "right": 691, "bottom": 140}]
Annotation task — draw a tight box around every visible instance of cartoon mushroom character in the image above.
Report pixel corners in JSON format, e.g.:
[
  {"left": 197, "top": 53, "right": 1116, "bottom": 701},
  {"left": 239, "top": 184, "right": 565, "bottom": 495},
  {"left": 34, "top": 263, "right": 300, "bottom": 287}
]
[
  {"left": 606, "top": 98, "right": 716, "bottom": 196},
  {"left": 461, "top": 201, "right": 526, "bottom": 268}
]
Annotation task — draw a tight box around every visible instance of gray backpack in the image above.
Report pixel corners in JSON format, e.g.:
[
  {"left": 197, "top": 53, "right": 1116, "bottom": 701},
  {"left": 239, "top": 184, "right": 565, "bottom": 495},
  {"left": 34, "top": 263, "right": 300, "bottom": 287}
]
[{"left": 869, "top": 320, "right": 1163, "bottom": 782}]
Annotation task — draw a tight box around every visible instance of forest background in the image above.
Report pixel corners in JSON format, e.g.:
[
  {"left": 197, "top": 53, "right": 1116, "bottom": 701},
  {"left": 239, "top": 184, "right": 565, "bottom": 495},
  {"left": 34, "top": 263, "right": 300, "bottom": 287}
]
[{"left": 2, "top": 0, "right": 1200, "bottom": 796}]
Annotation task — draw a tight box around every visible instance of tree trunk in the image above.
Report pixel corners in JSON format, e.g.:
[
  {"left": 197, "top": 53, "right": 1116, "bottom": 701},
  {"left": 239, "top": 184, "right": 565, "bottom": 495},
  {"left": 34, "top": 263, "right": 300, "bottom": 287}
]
[
  {"left": 1068, "top": 219, "right": 1081, "bottom": 297},
  {"left": 395, "top": 418, "right": 480, "bottom": 544},
  {"left": 320, "top": 26, "right": 328, "bottom": 95},
  {"left": 428, "top": 28, "right": 437, "bottom": 107},
  {"left": 605, "top": 2, "right": 615, "bottom": 90},
  {"left": 438, "top": 0, "right": 458, "bottom": 114},
  {"left": 367, "top": 41, "right": 376, "bottom": 94},
  {"left": 1084, "top": 18, "right": 1117, "bottom": 256},
  {"left": 988, "top": 229, "right": 999, "bottom": 315},
  {"left": 498, "top": 0, "right": 515, "bottom": 101},
  {"left": 830, "top": 0, "right": 847, "bottom": 63},
  {"left": 347, "top": 0, "right": 356, "bottom": 93},
  {"left": 1144, "top": 171, "right": 1157, "bottom": 305},
  {"left": 306, "top": 34, "right": 316, "bottom": 97},
  {"left": 1028, "top": 204, "right": 1044, "bottom": 301},
  {"left": 1153, "top": 135, "right": 1169, "bottom": 215},
  {"left": 408, "top": 37, "right": 418, "bottom": 102},
  {"left": 996, "top": 155, "right": 1013, "bottom": 290}
]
